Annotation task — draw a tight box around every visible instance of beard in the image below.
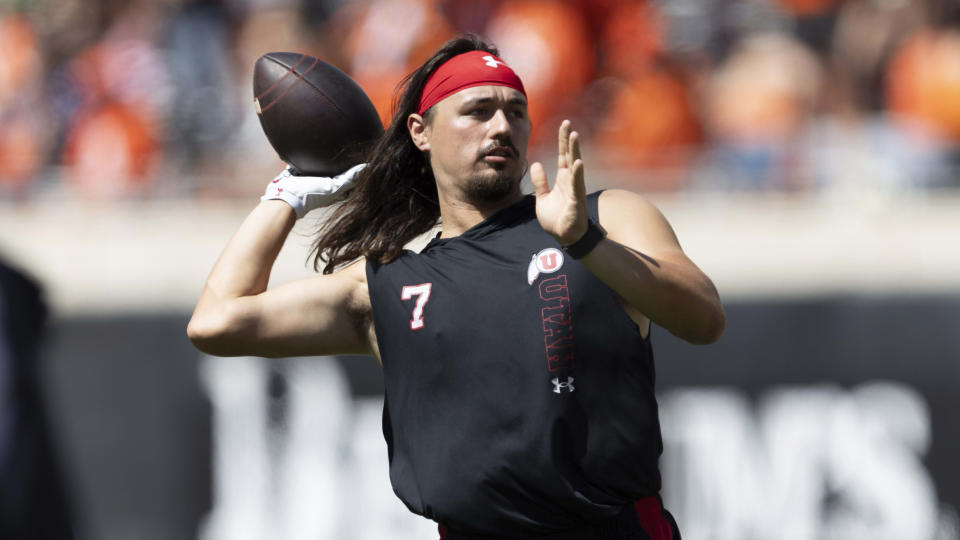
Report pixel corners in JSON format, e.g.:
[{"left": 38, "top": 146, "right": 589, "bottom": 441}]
[
  {"left": 464, "top": 163, "right": 525, "bottom": 204},
  {"left": 463, "top": 140, "right": 527, "bottom": 204}
]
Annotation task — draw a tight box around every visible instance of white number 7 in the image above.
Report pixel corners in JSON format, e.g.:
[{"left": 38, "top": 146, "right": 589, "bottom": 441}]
[{"left": 400, "top": 283, "right": 433, "bottom": 330}]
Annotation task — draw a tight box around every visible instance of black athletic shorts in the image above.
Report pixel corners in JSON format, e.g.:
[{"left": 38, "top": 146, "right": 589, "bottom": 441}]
[{"left": 438, "top": 497, "right": 681, "bottom": 540}]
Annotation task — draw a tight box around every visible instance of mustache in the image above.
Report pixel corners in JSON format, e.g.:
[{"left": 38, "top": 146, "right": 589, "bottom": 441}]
[{"left": 479, "top": 140, "right": 519, "bottom": 159}]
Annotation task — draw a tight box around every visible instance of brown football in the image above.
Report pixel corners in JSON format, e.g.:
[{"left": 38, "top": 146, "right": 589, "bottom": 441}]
[{"left": 253, "top": 52, "right": 383, "bottom": 176}]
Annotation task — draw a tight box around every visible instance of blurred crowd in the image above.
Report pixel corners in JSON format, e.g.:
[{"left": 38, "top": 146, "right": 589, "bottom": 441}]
[{"left": 1, "top": 0, "right": 959, "bottom": 200}]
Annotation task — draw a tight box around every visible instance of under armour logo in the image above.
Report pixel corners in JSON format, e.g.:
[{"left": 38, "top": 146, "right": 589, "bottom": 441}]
[
  {"left": 551, "top": 376, "right": 575, "bottom": 394},
  {"left": 482, "top": 55, "right": 505, "bottom": 68}
]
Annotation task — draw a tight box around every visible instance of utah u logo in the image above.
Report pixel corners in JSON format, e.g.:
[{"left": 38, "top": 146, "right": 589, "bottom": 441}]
[
  {"left": 539, "top": 252, "right": 559, "bottom": 270},
  {"left": 527, "top": 248, "right": 564, "bottom": 285}
]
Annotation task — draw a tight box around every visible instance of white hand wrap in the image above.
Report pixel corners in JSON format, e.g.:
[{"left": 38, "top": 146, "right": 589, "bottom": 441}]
[{"left": 261, "top": 163, "right": 366, "bottom": 218}]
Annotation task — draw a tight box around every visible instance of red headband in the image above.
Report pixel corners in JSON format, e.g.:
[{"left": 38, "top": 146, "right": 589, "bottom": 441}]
[{"left": 417, "top": 51, "right": 526, "bottom": 115}]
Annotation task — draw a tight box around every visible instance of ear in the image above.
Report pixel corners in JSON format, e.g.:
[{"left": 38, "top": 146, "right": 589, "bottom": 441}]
[{"left": 407, "top": 113, "right": 431, "bottom": 152}]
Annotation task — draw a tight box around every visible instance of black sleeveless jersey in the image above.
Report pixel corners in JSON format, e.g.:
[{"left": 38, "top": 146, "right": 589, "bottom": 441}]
[{"left": 366, "top": 192, "right": 663, "bottom": 537}]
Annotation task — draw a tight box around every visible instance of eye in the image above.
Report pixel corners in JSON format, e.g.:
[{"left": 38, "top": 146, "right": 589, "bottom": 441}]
[{"left": 507, "top": 107, "right": 526, "bottom": 120}]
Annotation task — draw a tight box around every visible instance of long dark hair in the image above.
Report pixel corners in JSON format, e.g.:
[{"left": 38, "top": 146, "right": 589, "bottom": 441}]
[{"left": 309, "top": 35, "right": 499, "bottom": 274}]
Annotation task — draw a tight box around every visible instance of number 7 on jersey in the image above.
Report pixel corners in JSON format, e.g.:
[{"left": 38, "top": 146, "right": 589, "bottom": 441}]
[{"left": 401, "top": 283, "right": 432, "bottom": 330}]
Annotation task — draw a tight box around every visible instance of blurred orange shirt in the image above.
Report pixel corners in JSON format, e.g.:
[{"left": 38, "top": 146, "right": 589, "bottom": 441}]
[
  {"left": 64, "top": 100, "right": 159, "bottom": 198},
  {"left": 886, "top": 28, "right": 960, "bottom": 141},
  {"left": 336, "top": 0, "right": 455, "bottom": 124},
  {"left": 596, "top": 0, "right": 665, "bottom": 79},
  {"left": 0, "top": 14, "right": 45, "bottom": 187},
  {"left": 485, "top": 0, "right": 594, "bottom": 144},
  {"left": 776, "top": 0, "right": 841, "bottom": 17},
  {"left": 594, "top": 67, "right": 702, "bottom": 173}
]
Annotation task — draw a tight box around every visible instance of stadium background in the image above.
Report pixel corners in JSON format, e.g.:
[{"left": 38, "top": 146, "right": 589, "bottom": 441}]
[{"left": 1, "top": 0, "right": 959, "bottom": 539}]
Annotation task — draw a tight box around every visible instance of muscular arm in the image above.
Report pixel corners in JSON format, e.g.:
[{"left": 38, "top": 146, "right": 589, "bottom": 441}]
[
  {"left": 531, "top": 121, "right": 725, "bottom": 345},
  {"left": 582, "top": 190, "right": 725, "bottom": 344},
  {"left": 187, "top": 200, "right": 372, "bottom": 357}
]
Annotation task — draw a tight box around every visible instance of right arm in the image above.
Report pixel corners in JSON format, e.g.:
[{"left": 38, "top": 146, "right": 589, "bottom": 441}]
[{"left": 187, "top": 199, "right": 372, "bottom": 358}]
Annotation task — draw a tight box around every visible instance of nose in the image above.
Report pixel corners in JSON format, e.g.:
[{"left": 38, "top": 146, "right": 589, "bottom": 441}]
[{"left": 488, "top": 108, "right": 511, "bottom": 137}]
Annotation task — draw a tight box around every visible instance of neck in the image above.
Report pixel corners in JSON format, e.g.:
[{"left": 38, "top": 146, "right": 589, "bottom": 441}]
[{"left": 436, "top": 186, "right": 524, "bottom": 238}]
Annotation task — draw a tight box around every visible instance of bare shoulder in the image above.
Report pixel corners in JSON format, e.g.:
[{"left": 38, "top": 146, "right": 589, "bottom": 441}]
[
  {"left": 329, "top": 258, "right": 378, "bottom": 358},
  {"left": 336, "top": 257, "right": 372, "bottom": 313},
  {"left": 287, "top": 256, "right": 371, "bottom": 314},
  {"left": 597, "top": 189, "right": 684, "bottom": 258},
  {"left": 302, "top": 257, "right": 374, "bottom": 347}
]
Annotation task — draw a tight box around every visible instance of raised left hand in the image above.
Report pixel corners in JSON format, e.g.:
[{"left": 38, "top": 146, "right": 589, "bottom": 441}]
[{"left": 530, "top": 120, "right": 588, "bottom": 246}]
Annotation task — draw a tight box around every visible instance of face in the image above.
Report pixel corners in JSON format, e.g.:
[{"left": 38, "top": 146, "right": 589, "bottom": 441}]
[{"left": 409, "top": 85, "right": 530, "bottom": 205}]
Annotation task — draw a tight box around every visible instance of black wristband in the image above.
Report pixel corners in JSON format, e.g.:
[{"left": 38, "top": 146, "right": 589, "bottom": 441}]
[{"left": 562, "top": 219, "right": 606, "bottom": 259}]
